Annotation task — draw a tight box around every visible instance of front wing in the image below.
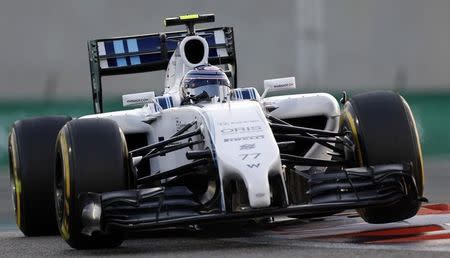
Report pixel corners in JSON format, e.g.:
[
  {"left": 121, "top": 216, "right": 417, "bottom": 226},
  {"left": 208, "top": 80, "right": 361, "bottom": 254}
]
[{"left": 79, "top": 163, "right": 423, "bottom": 235}]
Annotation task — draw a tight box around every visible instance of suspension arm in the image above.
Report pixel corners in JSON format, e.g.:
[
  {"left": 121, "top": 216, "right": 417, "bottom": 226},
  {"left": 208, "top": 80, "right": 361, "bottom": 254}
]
[
  {"left": 281, "top": 153, "right": 344, "bottom": 167},
  {"left": 270, "top": 122, "right": 344, "bottom": 137},
  {"left": 130, "top": 128, "right": 201, "bottom": 155}
]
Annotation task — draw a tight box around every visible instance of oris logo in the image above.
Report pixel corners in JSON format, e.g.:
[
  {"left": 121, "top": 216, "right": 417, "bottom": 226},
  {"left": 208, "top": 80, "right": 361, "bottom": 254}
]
[{"left": 220, "top": 126, "right": 262, "bottom": 135}]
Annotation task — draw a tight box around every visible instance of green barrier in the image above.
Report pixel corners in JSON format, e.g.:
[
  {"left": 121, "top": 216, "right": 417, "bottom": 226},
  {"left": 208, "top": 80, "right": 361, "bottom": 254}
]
[
  {"left": 0, "top": 99, "right": 122, "bottom": 167},
  {"left": 1, "top": 93, "right": 449, "bottom": 167},
  {"left": 402, "top": 93, "right": 450, "bottom": 157}
]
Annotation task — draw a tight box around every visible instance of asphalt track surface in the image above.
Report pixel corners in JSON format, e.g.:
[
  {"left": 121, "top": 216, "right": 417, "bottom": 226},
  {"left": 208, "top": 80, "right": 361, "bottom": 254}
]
[{"left": 0, "top": 159, "right": 449, "bottom": 257}]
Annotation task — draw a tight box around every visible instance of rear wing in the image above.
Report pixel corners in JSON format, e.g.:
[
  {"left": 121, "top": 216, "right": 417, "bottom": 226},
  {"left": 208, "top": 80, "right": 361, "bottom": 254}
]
[{"left": 88, "top": 27, "right": 237, "bottom": 113}]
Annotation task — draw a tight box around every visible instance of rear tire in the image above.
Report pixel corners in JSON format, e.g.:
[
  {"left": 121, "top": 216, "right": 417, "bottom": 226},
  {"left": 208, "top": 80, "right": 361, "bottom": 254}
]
[
  {"left": 342, "top": 91, "right": 424, "bottom": 223},
  {"left": 54, "top": 118, "right": 130, "bottom": 249},
  {"left": 8, "top": 116, "right": 71, "bottom": 236}
]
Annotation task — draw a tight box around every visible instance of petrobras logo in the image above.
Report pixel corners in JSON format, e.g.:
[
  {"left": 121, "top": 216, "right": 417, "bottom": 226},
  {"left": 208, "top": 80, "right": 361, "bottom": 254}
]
[{"left": 224, "top": 135, "right": 264, "bottom": 142}]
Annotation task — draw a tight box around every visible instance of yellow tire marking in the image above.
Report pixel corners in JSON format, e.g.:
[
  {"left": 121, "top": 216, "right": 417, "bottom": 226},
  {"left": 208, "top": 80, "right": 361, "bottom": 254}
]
[
  {"left": 9, "top": 130, "right": 22, "bottom": 229},
  {"left": 400, "top": 97, "right": 425, "bottom": 190},
  {"left": 59, "top": 130, "right": 71, "bottom": 240},
  {"left": 342, "top": 107, "right": 364, "bottom": 166}
]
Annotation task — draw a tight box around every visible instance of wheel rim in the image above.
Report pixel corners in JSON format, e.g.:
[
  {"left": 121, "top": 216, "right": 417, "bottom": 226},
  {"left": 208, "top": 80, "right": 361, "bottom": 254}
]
[
  {"left": 9, "top": 169, "right": 17, "bottom": 218},
  {"left": 55, "top": 151, "right": 64, "bottom": 227},
  {"left": 10, "top": 173, "right": 17, "bottom": 215}
]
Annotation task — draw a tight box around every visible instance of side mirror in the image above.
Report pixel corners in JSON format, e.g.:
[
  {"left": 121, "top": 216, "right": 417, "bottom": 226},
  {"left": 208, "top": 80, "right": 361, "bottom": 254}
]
[
  {"left": 261, "top": 77, "right": 296, "bottom": 98},
  {"left": 122, "top": 91, "right": 155, "bottom": 107}
]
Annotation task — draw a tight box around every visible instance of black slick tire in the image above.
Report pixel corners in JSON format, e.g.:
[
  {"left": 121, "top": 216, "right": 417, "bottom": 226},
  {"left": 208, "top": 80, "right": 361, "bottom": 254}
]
[
  {"left": 54, "top": 118, "right": 129, "bottom": 249},
  {"left": 8, "top": 116, "right": 72, "bottom": 236},
  {"left": 342, "top": 91, "right": 424, "bottom": 223}
]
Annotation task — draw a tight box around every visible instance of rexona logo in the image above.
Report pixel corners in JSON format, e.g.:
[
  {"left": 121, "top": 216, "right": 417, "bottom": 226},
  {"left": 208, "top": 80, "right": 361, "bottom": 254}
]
[
  {"left": 221, "top": 126, "right": 262, "bottom": 135},
  {"left": 122, "top": 91, "right": 155, "bottom": 107},
  {"left": 126, "top": 98, "right": 150, "bottom": 103},
  {"left": 273, "top": 83, "right": 294, "bottom": 88}
]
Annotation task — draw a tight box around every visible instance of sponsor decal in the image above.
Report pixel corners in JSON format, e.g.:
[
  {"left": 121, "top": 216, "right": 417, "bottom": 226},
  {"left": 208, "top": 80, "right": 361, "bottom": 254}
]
[
  {"left": 246, "top": 163, "right": 260, "bottom": 168},
  {"left": 175, "top": 120, "right": 188, "bottom": 131},
  {"left": 273, "top": 83, "right": 294, "bottom": 88},
  {"left": 217, "top": 120, "right": 260, "bottom": 126},
  {"left": 224, "top": 135, "right": 264, "bottom": 142},
  {"left": 122, "top": 91, "right": 155, "bottom": 107},
  {"left": 221, "top": 126, "right": 262, "bottom": 135},
  {"left": 126, "top": 98, "right": 150, "bottom": 103},
  {"left": 240, "top": 144, "right": 255, "bottom": 150},
  {"left": 239, "top": 153, "right": 261, "bottom": 160}
]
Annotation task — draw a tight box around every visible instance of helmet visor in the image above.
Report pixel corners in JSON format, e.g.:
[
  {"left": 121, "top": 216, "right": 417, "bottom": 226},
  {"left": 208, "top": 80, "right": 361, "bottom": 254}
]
[
  {"left": 184, "top": 78, "right": 230, "bottom": 89},
  {"left": 186, "top": 85, "right": 229, "bottom": 99}
]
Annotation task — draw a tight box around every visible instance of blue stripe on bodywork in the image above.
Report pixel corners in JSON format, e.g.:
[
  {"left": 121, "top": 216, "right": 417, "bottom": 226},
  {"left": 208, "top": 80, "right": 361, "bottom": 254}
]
[
  {"left": 137, "top": 36, "right": 160, "bottom": 52},
  {"left": 107, "top": 58, "right": 117, "bottom": 67},
  {"left": 164, "top": 97, "right": 169, "bottom": 108},
  {"left": 238, "top": 89, "right": 243, "bottom": 99},
  {"left": 113, "top": 40, "right": 127, "bottom": 67},
  {"left": 104, "top": 41, "right": 115, "bottom": 55},
  {"left": 248, "top": 89, "right": 254, "bottom": 99},
  {"left": 154, "top": 96, "right": 174, "bottom": 109},
  {"left": 127, "top": 39, "right": 141, "bottom": 65},
  {"left": 234, "top": 89, "right": 240, "bottom": 100},
  {"left": 250, "top": 88, "right": 256, "bottom": 99},
  {"left": 242, "top": 89, "right": 251, "bottom": 99},
  {"left": 156, "top": 97, "right": 167, "bottom": 109}
]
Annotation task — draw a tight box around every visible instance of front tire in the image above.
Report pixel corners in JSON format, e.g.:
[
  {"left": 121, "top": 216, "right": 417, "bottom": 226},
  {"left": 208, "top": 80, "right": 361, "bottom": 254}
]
[
  {"left": 342, "top": 91, "right": 424, "bottom": 223},
  {"left": 8, "top": 116, "right": 71, "bottom": 236},
  {"left": 55, "top": 118, "right": 130, "bottom": 249}
]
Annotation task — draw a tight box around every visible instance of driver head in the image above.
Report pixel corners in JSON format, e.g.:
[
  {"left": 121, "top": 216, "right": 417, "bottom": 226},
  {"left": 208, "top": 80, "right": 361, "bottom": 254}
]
[{"left": 181, "top": 65, "right": 231, "bottom": 103}]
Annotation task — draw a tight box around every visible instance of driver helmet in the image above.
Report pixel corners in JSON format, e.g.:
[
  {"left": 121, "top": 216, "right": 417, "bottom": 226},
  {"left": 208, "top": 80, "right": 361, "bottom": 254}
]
[{"left": 181, "top": 65, "right": 231, "bottom": 103}]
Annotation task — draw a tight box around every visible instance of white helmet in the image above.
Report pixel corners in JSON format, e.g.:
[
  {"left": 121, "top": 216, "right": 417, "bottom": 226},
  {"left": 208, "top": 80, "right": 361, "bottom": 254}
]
[{"left": 181, "top": 65, "right": 231, "bottom": 103}]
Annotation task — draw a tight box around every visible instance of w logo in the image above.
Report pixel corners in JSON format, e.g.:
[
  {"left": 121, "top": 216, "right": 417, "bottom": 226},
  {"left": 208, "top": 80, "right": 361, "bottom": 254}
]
[{"left": 246, "top": 163, "right": 260, "bottom": 168}]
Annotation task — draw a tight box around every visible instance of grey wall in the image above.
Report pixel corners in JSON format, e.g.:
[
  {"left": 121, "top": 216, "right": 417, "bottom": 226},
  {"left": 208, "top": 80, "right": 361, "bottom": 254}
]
[
  {"left": 0, "top": 0, "right": 449, "bottom": 100},
  {"left": 321, "top": 0, "right": 450, "bottom": 90},
  {"left": 0, "top": 0, "right": 297, "bottom": 99}
]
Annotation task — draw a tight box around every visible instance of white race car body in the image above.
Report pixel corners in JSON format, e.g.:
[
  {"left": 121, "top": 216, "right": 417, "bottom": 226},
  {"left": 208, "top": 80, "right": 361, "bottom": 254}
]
[
  {"left": 82, "top": 34, "right": 340, "bottom": 208},
  {"left": 8, "top": 14, "right": 423, "bottom": 248}
]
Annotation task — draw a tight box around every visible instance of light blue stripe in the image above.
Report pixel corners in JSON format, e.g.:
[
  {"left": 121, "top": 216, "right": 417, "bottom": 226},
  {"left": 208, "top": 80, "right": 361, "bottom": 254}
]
[
  {"left": 127, "top": 39, "right": 139, "bottom": 52},
  {"left": 130, "top": 56, "right": 140, "bottom": 65},
  {"left": 113, "top": 40, "right": 127, "bottom": 67},
  {"left": 165, "top": 97, "right": 170, "bottom": 108},
  {"left": 250, "top": 88, "right": 256, "bottom": 99},
  {"left": 127, "top": 39, "right": 141, "bottom": 65}
]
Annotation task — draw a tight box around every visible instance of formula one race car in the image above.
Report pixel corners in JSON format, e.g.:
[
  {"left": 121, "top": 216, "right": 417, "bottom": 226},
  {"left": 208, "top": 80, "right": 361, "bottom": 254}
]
[{"left": 8, "top": 14, "right": 426, "bottom": 249}]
